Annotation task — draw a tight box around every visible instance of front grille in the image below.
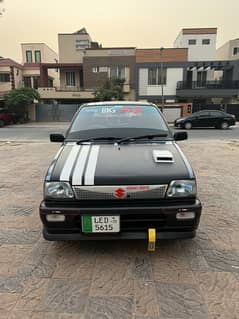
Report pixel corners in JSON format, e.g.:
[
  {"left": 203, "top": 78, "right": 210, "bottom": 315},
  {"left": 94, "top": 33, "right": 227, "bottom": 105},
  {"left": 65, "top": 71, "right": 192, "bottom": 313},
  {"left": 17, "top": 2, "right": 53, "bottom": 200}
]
[
  {"left": 120, "top": 214, "right": 166, "bottom": 231},
  {"left": 73, "top": 185, "right": 168, "bottom": 200}
]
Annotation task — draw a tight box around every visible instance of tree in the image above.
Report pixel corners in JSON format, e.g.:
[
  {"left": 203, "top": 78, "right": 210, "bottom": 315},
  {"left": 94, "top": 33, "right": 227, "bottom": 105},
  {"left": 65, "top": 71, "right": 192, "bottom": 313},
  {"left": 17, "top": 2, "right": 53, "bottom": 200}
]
[
  {"left": 5, "top": 87, "right": 40, "bottom": 122},
  {"left": 94, "top": 77, "right": 125, "bottom": 101}
]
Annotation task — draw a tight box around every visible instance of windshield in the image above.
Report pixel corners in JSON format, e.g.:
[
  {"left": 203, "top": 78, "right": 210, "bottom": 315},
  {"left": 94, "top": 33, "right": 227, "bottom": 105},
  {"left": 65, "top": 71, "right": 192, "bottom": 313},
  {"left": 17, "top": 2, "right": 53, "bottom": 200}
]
[{"left": 67, "top": 104, "right": 170, "bottom": 140}]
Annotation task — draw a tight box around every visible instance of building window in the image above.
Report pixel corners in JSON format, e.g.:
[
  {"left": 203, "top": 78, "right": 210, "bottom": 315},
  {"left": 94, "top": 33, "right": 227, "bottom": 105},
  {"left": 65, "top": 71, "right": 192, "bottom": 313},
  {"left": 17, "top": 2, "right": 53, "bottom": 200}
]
[
  {"left": 110, "top": 66, "right": 118, "bottom": 78},
  {"left": 48, "top": 79, "right": 53, "bottom": 87},
  {"left": 75, "top": 40, "right": 90, "bottom": 49},
  {"left": 66, "top": 72, "right": 76, "bottom": 86},
  {"left": 233, "top": 47, "right": 239, "bottom": 55},
  {"left": 188, "top": 39, "right": 196, "bottom": 45},
  {"left": 33, "top": 76, "right": 40, "bottom": 89},
  {"left": 92, "top": 66, "right": 108, "bottom": 73},
  {"left": 202, "top": 39, "right": 210, "bottom": 45},
  {"left": 0, "top": 73, "right": 10, "bottom": 82},
  {"left": 26, "top": 51, "right": 33, "bottom": 63},
  {"left": 23, "top": 77, "right": 32, "bottom": 88},
  {"left": 34, "top": 50, "right": 41, "bottom": 63},
  {"left": 109, "top": 66, "right": 126, "bottom": 79},
  {"left": 99, "top": 66, "right": 108, "bottom": 72},
  {"left": 197, "top": 71, "right": 207, "bottom": 86},
  {"left": 148, "top": 67, "right": 166, "bottom": 85},
  {"left": 118, "top": 66, "right": 125, "bottom": 79},
  {"left": 92, "top": 67, "right": 99, "bottom": 73}
]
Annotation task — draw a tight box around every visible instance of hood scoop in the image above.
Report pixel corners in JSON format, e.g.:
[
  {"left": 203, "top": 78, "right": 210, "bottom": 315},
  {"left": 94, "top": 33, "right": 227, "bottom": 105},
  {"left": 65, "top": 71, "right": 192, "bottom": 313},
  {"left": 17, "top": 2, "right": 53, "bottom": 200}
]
[{"left": 153, "top": 150, "right": 174, "bottom": 163}]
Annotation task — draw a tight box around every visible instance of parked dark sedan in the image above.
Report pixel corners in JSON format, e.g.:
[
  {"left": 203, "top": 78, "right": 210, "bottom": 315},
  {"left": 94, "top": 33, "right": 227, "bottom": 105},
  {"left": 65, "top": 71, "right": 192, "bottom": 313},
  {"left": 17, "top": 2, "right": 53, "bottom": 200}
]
[{"left": 174, "top": 110, "right": 236, "bottom": 129}]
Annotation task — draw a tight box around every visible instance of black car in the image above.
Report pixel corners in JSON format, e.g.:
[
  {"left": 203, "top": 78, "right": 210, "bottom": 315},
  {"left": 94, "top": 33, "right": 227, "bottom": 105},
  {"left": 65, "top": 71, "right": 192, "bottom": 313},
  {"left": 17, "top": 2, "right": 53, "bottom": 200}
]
[
  {"left": 40, "top": 102, "right": 201, "bottom": 242},
  {"left": 174, "top": 110, "right": 236, "bottom": 129}
]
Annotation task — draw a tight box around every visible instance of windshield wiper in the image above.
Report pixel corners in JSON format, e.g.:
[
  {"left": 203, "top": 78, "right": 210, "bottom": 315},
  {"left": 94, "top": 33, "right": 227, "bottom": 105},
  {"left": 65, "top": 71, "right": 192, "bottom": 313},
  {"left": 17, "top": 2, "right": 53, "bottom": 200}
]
[
  {"left": 117, "top": 133, "right": 168, "bottom": 145},
  {"left": 76, "top": 137, "right": 118, "bottom": 144}
]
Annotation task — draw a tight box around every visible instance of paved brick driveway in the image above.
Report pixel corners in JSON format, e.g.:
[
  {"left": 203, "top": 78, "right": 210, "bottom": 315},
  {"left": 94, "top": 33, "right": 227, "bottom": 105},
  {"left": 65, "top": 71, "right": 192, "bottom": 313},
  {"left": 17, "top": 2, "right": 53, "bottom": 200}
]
[{"left": 0, "top": 140, "right": 238, "bottom": 319}]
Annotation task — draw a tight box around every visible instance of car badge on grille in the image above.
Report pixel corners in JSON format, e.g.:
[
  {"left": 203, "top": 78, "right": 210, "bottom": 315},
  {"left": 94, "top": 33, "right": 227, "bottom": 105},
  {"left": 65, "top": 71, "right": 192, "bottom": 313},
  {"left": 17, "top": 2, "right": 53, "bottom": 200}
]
[{"left": 114, "top": 188, "right": 126, "bottom": 199}]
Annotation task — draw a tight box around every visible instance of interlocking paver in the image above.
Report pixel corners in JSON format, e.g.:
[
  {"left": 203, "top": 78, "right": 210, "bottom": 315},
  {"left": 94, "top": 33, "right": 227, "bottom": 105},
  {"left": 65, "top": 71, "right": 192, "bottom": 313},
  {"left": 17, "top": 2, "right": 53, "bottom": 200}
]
[
  {"left": 156, "top": 282, "right": 208, "bottom": 319},
  {"left": 134, "top": 280, "right": 160, "bottom": 317},
  {"left": 38, "top": 278, "right": 90, "bottom": 313},
  {"left": 0, "top": 140, "right": 238, "bottom": 319},
  {"left": 85, "top": 296, "right": 133, "bottom": 319}
]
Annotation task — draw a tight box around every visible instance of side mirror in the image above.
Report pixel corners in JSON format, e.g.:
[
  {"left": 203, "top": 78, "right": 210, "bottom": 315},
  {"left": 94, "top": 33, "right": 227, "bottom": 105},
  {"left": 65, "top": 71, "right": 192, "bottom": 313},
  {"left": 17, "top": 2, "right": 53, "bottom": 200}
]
[
  {"left": 50, "top": 134, "right": 65, "bottom": 143},
  {"left": 174, "top": 131, "right": 188, "bottom": 141}
]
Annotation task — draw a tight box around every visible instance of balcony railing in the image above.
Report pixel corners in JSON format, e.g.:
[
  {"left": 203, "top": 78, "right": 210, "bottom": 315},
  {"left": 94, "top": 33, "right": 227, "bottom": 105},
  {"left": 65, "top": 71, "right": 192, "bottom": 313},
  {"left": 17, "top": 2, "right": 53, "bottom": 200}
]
[
  {"left": 57, "top": 86, "right": 85, "bottom": 92},
  {"left": 177, "top": 80, "right": 239, "bottom": 90}
]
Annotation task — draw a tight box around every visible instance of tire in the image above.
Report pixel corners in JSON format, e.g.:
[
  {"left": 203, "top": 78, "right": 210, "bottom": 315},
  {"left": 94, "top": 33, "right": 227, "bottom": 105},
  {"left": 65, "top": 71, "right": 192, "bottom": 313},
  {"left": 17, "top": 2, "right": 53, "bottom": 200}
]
[
  {"left": 0, "top": 120, "right": 5, "bottom": 128},
  {"left": 184, "top": 122, "right": 192, "bottom": 130},
  {"left": 221, "top": 121, "right": 229, "bottom": 129}
]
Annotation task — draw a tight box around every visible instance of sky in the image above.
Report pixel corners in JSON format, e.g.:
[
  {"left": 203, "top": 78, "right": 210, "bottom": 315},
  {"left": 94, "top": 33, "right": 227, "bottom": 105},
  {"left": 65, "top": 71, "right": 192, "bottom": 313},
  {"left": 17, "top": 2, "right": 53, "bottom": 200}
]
[{"left": 0, "top": 0, "right": 239, "bottom": 62}]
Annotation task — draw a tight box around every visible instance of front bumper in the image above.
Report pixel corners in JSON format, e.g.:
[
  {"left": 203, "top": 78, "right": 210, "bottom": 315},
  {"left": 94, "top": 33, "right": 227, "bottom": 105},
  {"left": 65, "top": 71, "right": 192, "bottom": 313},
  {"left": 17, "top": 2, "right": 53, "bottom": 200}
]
[{"left": 39, "top": 199, "right": 202, "bottom": 241}]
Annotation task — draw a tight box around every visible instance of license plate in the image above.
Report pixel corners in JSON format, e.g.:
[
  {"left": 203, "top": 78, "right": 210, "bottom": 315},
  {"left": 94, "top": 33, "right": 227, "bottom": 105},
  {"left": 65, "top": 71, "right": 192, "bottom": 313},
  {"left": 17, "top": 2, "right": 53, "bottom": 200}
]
[{"left": 81, "top": 215, "right": 120, "bottom": 233}]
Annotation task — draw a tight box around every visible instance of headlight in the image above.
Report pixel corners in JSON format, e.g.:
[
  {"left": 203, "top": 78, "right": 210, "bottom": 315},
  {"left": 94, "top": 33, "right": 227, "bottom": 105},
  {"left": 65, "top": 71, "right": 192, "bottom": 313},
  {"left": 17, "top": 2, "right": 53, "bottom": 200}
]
[
  {"left": 44, "top": 182, "right": 74, "bottom": 199},
  {"left": 167, "top": 180, "right": 196, "bottom": 198}
]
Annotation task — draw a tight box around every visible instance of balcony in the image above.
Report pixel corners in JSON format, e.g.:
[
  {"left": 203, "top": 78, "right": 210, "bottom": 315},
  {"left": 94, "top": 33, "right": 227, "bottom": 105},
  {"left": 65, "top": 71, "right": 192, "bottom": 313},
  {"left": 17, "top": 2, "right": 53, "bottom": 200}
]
[
  {"left": 38, "top": 87, "right": 95, "bottom": 100},
  {"left": 176, "top": 80, "right": 239, "bottom": 98}
]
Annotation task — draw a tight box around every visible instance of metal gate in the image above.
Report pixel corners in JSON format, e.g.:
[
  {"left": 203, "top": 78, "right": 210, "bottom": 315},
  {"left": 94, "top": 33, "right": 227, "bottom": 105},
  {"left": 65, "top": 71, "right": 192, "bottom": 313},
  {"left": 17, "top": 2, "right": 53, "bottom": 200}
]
[
  {"left": 162, "top": 107, "right": 183, "bottom": 123},
  {"left": 36, "top": 104, "right": 80, "bottom": 122}
]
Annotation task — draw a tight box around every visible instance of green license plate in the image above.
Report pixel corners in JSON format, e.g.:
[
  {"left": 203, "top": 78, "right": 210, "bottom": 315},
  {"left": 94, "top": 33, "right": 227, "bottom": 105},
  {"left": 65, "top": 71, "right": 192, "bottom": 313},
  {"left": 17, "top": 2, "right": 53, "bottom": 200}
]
[{"left": 82, "top": 215, "right": 120, "bottom": 233}]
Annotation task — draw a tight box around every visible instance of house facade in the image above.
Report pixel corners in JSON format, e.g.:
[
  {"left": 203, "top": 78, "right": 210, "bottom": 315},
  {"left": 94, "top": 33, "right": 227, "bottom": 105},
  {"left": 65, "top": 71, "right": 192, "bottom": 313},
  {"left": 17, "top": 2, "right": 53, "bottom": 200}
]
[
  {"left": 136, "top": 48, "right": 188, "bottom": 104},
  {"left": 136, "top": 48, "right": 239, "bottom": 112},
  {"left": 0, "top": 58, "right": 23, "bottom": 106},
  {"left": 39, "top": 29, "right": 136, "bottom": 103},
  {"left": 83, "top": 47, "right": 136, "bottom": 100},
  {"left": 217, "top": 38, "right": 239, "bottom": 61},
  {"left": 174, "top": 28, "right": 217, "bottom": 61},
  {"left": 21, "top": 43, "right": 59, "bottom": 89}
]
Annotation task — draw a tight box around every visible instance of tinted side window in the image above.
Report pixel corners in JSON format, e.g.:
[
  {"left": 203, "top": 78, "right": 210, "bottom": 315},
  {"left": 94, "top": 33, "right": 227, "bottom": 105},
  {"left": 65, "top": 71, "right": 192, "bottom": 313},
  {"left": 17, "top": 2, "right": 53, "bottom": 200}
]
[
  {"left": 198, "top": 111, "right": 210, "bottom": 117},
  {"left": 209, "top": 111, "right": 224, "bottom": 117}
]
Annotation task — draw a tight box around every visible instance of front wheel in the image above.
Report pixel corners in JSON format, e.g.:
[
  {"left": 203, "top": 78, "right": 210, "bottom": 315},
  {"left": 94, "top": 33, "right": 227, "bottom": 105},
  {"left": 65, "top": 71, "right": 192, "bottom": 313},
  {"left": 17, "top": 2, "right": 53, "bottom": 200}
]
[
  {"left": 184, "top": 122, "right": 192, "bottom": 130},
  {"left": 221, "top": 121, "right": 229, "bottom": 129}
]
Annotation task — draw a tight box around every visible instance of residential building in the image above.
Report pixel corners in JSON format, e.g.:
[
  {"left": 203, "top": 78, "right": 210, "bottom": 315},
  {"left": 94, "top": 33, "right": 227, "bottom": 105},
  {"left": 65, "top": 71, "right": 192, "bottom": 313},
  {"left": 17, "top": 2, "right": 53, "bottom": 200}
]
[
  {"left": 136, "top": 48, "right": 239, "bottom": 120},
  {"left": 174, "top": 28, "right": 217, "bottom": 61},
  {"left": 136, "top": 48, "right": 188, "bottom": 103},
  {"left": 0, "top": 58, "right": 23, "bottom": 106},
  {"left": 217, "top": 38, "right": 239, "bottom": 60},
  {"left": 176, "top": 60, "right": 239, "bottom": 105},
  {"left": 136, "top": 48, "right": 193, "bottom": 121},
  {"left": 38, "top": 28, "right": 100, "bottom": 104},
  {"left": 39, "top": 28, "right": 135, "bottom": 104},
  {"left": 83, "top": 47, "right": 136, "bottom": 100},
  {"left": 58, "top": 28, "right": 100, "bottom": 63},
  {"left": 21, "top": 43, "right": 59, "bottom": 89}
]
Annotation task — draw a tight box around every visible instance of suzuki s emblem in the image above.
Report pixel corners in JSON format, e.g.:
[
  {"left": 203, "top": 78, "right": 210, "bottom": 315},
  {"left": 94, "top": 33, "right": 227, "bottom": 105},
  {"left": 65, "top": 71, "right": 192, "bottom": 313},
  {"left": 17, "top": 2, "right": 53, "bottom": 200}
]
[{"left": 114, "top": 188, "right": 126, "bottom": 199}]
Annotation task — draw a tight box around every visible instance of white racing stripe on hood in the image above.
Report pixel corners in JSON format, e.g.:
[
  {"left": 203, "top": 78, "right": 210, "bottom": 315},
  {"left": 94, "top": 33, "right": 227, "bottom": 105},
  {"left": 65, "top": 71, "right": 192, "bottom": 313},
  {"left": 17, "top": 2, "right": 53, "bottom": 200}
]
[
  {"left": 84, "top": 145, "right": 100, "bottom": 185},
  {"left": 60, "top": 145, "right": 81, "bottom": 181},
  {"left": 72, "top": 145, "right": 91, "bottom": 185}
]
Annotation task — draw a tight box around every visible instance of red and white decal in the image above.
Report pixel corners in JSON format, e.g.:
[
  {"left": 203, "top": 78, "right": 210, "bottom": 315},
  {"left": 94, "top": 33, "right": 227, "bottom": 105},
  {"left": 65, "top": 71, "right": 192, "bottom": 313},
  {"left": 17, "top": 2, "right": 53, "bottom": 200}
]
[{"left": 120, "top": 107, "right": 142, "bottom": 114}]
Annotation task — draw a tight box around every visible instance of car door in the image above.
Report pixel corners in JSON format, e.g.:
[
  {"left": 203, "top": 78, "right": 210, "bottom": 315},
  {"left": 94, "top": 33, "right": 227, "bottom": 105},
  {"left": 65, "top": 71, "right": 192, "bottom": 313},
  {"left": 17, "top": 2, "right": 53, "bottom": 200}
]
[
  {"left": 185, "top": 112, "right": 200, "bottom": 127},
  {"left": 209, "top": 111, "right": 223, "bottom": 127},
  {"left": 195, "top": 111, "right": 211, "bottom": 127}
]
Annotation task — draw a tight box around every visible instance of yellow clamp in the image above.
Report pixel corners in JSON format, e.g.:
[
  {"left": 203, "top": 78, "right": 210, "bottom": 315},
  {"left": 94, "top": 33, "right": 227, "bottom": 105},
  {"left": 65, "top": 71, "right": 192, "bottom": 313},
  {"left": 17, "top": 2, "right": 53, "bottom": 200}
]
[{"left": 148, "top": 228, "right": 156, "bottom": 252}]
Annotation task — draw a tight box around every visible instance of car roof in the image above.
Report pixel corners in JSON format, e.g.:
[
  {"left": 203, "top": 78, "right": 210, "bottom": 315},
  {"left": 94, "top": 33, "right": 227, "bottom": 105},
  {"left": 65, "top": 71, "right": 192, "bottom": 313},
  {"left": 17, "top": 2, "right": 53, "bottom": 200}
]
[
  {"left": 83, "top": 101, "right": 155, "bottom": 107},
  {"left": 194, "top": 110, "right": 223, "bottom": 113}
]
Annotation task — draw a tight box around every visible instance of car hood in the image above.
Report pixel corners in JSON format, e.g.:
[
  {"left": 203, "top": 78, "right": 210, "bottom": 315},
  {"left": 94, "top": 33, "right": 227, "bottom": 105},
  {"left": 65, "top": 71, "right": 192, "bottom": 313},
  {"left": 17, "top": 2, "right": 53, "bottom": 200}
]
[
  {"left": 48, "top": 142, "right": 194, "bottom": 186},
  {"left": 175, "top": 117, "right": 186, "bottom": 122}
]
